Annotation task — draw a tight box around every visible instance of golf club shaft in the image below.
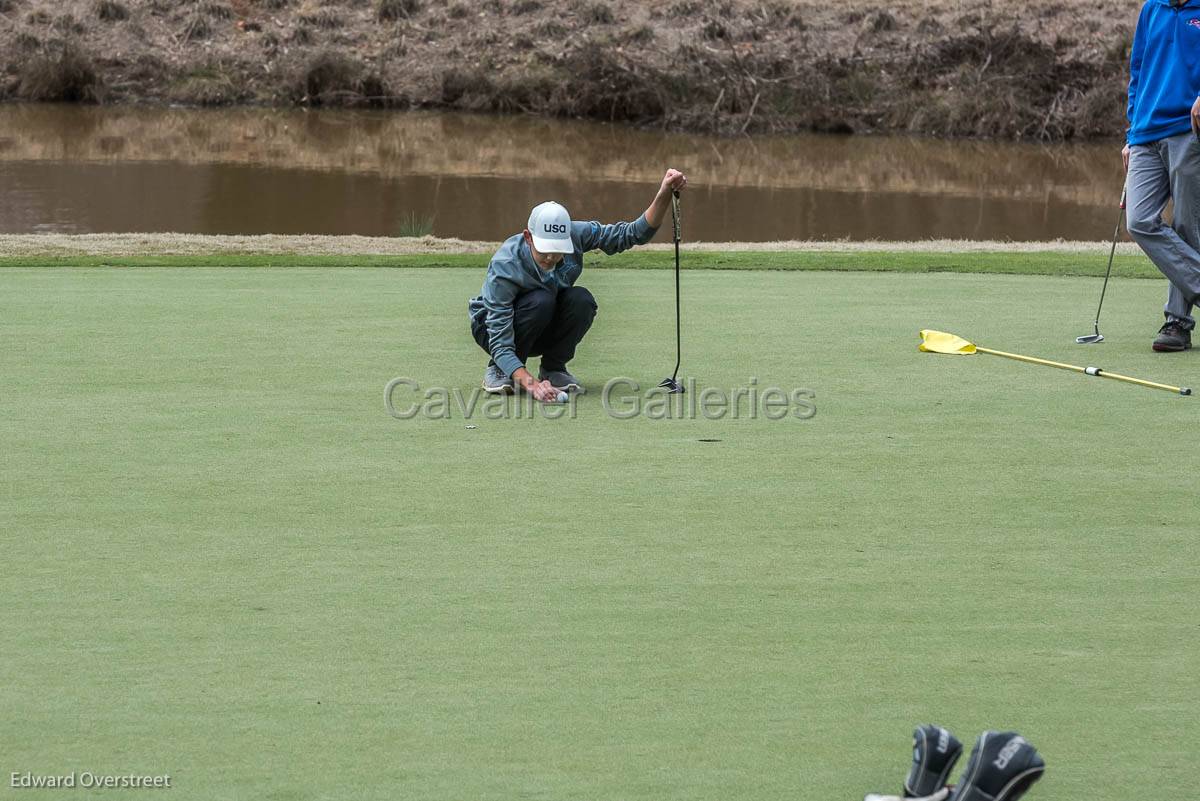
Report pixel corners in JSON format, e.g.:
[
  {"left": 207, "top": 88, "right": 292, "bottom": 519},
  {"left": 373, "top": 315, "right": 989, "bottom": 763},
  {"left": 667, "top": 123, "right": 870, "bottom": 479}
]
[
  {"left": 976, "top": 346, "right": 1190, "bottom": 395},
  {"left": 670, "top": 189, "right": 681, "bottom": 382},
  {"left": 1090, "top": 187, "right": 1127, "bottom": 329}
]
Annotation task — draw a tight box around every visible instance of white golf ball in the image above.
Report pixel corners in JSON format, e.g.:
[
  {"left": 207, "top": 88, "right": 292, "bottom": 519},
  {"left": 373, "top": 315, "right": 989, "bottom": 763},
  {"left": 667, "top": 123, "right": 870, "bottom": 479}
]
[{"left": 556, "top": 391, "right": 569, "bottom": 403}]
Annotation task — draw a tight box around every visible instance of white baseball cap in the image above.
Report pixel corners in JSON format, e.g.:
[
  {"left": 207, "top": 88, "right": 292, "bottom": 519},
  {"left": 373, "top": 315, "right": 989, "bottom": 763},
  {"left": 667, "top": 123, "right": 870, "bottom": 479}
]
[{"left": 527, "top": 201, "right": 574, "bottom": 254}]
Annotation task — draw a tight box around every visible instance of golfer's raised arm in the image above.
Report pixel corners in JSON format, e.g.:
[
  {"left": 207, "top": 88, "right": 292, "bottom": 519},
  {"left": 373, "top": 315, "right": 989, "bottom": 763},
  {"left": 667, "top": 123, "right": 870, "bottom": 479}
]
[
  {"left": 644, "top": 169, "right": 688, "bottom": 229},
  {"left": 573, "top": 169, "right": 689, "bottom": 255}
]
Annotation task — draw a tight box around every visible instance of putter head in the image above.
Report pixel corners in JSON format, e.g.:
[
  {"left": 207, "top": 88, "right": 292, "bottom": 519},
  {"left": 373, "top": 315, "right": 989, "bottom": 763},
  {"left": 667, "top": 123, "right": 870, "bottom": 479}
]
[
  {"left": 657, "top": 377, "right": 685, "bottom": 394},
  {"left": 1075, "top": 332, "right": 1104, "bottom": 344}
]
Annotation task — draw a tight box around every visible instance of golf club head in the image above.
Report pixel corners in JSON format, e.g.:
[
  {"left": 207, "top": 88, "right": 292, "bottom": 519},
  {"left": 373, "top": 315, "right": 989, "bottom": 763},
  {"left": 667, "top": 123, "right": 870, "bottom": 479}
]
[
  {"left": 1075, "top": 332, "right": 1104, "bottom": 344},
  {"left": 658, "top": 377, "right": 685, "bottom": 394}
]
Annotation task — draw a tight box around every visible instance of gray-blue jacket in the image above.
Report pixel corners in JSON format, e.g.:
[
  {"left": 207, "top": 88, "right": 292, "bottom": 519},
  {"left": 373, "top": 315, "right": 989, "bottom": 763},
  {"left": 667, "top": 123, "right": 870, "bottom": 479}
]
[{"left": 468, "top": 214, "right": 658, "bottom": 377}]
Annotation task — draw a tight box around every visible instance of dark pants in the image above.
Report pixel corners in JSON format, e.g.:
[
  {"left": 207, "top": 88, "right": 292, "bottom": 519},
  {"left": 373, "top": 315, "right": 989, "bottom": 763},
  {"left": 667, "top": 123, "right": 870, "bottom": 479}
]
[{"left": 472, "top": 286, "right": 597, "bottom": 371}]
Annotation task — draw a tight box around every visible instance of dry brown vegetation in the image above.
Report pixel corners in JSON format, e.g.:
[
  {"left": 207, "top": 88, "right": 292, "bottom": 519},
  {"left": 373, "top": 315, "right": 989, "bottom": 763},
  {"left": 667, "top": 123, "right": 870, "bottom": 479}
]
[
  {"left": 0, "top": 233, "right": 1148, "bottom": 258},
  {"left": 0, "top": 0, "right": 1141, "bottom": 140}
]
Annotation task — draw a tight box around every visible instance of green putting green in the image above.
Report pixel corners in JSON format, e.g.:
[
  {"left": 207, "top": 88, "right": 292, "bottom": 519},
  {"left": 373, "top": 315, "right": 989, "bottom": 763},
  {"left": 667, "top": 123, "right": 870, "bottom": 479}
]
[{"left": 1, "top": 264, "right": 1195, "bottom": 800}]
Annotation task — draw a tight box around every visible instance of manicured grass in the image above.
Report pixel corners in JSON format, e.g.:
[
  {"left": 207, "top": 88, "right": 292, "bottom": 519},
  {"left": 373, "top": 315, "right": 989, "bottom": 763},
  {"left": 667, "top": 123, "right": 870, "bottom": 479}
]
[
  {"left": 1, "top": 265, "right": 1195, "bottom": 800},
  {"left": 0, "top": 248, "right": 1162, "bottom": 279}
]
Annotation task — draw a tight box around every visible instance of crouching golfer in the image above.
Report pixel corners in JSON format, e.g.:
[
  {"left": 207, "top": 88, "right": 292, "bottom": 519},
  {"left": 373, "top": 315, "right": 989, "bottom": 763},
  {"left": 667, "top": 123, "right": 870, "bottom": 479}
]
[
  {"left": 469, "top": 168, "right": 688, "bottom": 402},
  {"left": 1123, "top": 0, "right": 1200, "bottom": 351}
]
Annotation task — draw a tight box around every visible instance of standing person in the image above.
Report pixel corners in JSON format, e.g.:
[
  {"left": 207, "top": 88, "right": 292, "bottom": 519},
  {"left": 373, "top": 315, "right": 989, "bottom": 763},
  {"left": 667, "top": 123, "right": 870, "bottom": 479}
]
[
  {"left": 469, "top": 169, "right": 688, "bottom": 402},
  {"left": 1123, "top": 0, "right": 1200, "bottom": 351}
]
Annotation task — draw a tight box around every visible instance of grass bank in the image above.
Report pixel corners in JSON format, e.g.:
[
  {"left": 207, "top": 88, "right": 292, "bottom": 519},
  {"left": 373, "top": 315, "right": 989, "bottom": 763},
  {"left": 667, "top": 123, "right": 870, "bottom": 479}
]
[{"left": 0, "top": 247, "right": 1162, "bottom": 280}]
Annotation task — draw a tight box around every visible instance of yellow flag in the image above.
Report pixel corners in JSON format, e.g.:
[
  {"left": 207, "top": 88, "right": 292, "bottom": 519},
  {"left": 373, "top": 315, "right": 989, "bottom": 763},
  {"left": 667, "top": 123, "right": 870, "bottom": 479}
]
[{"left": 919, "top": 330, "right": 977, "bottom": 355}]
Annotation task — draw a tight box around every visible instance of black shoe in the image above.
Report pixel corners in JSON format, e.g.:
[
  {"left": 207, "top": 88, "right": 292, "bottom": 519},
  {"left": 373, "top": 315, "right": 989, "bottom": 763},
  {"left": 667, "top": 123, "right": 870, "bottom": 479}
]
[{"left": 1152, "top": 321, "right": 1192, "bottom": 352}]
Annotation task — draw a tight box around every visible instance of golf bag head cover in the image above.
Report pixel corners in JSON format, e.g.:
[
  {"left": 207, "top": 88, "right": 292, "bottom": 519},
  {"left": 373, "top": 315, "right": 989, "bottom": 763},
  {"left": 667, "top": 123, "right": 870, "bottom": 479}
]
[
  {"left": 948, "top": 732, "right": 1045, "bottom": 801},
  {"left": 904, "top": 725, "right": 963, "bottom": 798}
]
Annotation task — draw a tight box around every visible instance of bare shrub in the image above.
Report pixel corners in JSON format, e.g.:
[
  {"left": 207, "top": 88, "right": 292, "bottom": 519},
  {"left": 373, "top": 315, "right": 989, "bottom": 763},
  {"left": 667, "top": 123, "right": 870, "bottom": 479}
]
[
  {"left": 624, "top": 24, "right": 653, "bottom": 44},
  {"left": 701, "top": 19, "right": 726, "bottom": 39},
  {"left": 377, "top": 0, "right": 419, "bottom": 21},
  {"left": 201, "top": 2, "right": 233, "bottom": 19},
  {"left": 295, "top": 51, "right": 392, "bottom": 106},
  {"left": 533, "top": 19, "right": 566, "bottom": 37},
  {"left": 865, "top": 10, "right": 896, "bottom": 33},
  {"left": 299, "top": 9, "right": 344, "bottom": 28},
  {"left": 170, "top": 66, "right": 240, "bottom": 106},
  {"left": 53, "top": 13, "right": 86, "bottom": 34},
  {"left": 666, "top": 0, "right": 701, "bottom": 16},
  {"left": 182, "top": 13, "right": 210, "bottom": 40},
  {"left": 575, "top": 1, "right": 613, "bottom": 24},
  {"left": 96, "top": 0, "right": 129, "bottom": 22},
  {"left": 18, "top": 41, "right": 105, "bottom": 102}
]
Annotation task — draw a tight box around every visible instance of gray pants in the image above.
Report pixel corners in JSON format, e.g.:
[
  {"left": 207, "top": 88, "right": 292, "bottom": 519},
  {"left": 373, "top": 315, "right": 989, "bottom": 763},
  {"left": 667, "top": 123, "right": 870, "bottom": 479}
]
[{"left": 1127, "top": 132, "right": 1200, "bottom": 328}]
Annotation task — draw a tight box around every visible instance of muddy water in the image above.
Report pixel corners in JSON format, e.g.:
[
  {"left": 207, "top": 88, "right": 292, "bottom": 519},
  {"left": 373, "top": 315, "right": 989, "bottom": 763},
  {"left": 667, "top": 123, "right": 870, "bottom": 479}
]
[{"left": 0, "top": 105, "right": 1127, "bottom": 242}]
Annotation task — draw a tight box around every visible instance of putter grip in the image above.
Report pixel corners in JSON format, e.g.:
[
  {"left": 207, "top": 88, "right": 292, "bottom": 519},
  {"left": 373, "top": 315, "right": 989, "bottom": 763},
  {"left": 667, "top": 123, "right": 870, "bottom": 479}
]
[{"left": 671, "top": 191, "right": 681, "bottom": 242}]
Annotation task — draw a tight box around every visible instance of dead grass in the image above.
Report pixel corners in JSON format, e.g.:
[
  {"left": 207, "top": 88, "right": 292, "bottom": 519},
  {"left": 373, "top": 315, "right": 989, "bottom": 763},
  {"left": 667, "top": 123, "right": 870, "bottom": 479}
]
[
  {"left": 17, "top": 41, "right": 104, "bottom": 102},
  {"left": 299, "top": 7, "right": 344, "bottom": 28},
  {"left": 377, "top": 0, "right": 418, "bottom": 21},
  {"left": 169, "top": 65, "right": 242, "bottom": 106},
  {"left": 0, "top": 233, "right": 1146, "bottom": 258},
  {"left": 395, "top": 212, "right": 435, "bottom": 238},
  {"left": 295, "top": 50, "right": 393, "bottom": 106},
  {"left": 0, "top": 0, "right": 1143, "bottom": 140},
  {"left": 181, "top": 9, "right": 213, "bottom": 40},
  {"left": 576, "top": 1, "right": 614, "bottom": 24},
  {"left": 14, "top": 31, "right": 40, "bottom": 50},
  {"left": 95, "top": 0, "right": 128, "bottom": 21},
  {"left": 199, "top": 2, "right": 233, "bottom": 19}
]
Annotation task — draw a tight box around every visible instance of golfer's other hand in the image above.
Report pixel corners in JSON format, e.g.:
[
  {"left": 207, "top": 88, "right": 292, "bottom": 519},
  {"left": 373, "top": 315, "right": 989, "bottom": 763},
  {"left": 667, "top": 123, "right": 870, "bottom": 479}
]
[
  {"left": 1192, "top": 97, "right": 1200, "bottom": 139},
  {"left": 531, "top": 380, "right": 561, "bottom": 403},
  {"left": 661, "top": 169, "right": 687, "bottom": 195},
  {"left": 1122, "top": 144, "right": 1130, "bottom": 173}
]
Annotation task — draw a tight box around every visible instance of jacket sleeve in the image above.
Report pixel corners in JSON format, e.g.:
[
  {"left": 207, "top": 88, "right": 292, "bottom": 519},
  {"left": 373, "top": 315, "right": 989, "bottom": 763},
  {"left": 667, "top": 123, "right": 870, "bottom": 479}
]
[
  {"left": 575, "top": 214, "right": 658, "bottom": 255},
  {"left": 482, "top": 275, "right": 524, "bottom": 377},
  {"left": 1126, "top": 5, "right": 1147, "bottom": 135}
]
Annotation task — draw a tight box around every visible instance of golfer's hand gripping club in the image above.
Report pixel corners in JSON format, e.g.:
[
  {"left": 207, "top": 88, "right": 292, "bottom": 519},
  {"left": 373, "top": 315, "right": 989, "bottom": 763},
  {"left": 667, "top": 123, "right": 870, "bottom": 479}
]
[{"left": 644, "top": 169, "right": 687, "bottom": 229}]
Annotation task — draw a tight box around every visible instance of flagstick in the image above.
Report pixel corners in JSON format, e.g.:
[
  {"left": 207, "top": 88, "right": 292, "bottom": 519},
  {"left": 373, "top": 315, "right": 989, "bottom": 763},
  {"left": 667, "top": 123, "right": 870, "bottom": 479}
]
[{"left": 976, "top": 346, "right": 1191, "bottom": 395}]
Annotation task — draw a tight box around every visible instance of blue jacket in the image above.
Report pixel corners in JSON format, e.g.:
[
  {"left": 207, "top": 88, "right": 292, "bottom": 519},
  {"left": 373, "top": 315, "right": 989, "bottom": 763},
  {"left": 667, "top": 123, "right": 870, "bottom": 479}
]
[
  {"left": 1127, "top": 0, "right": 1200, "bottom": 145},
  {"left": 468, "top": 215, "right": 657, "bottom": 377}
]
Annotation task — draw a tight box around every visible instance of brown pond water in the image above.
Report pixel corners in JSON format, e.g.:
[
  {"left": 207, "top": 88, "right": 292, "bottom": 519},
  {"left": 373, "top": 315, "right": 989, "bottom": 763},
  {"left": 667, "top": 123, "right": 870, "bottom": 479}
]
[{"left": 0, "top": 105, "right": 1128, "bottom": 242}]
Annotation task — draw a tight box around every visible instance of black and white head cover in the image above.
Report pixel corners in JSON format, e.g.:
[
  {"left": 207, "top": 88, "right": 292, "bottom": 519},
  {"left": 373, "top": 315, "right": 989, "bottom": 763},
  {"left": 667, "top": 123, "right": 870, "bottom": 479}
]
[
  {"left": 947, "top": 731, "right": 1045, "bottom": 801},
  {"left": 904, "top": 724, "right": 963, "bottom": 798}
]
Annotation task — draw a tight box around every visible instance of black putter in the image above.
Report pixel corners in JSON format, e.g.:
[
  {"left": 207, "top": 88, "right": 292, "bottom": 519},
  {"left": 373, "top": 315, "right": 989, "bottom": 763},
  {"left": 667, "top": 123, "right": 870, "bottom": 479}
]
[
  {"left": 658, "top": 189, "right": 685, "bottom": 393},
  {"left": 1076, "top": 187, "right": 1127, "bottom": 344}
]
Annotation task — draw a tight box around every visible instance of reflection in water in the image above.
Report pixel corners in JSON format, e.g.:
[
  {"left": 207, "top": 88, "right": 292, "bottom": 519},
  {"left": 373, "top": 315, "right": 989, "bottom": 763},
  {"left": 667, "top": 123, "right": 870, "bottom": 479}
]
[{"left": 0, "top": 105, "right": 1126, "bottom": 241}]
